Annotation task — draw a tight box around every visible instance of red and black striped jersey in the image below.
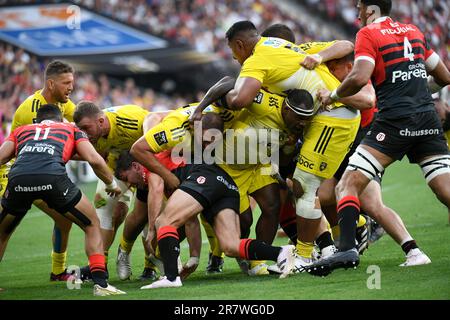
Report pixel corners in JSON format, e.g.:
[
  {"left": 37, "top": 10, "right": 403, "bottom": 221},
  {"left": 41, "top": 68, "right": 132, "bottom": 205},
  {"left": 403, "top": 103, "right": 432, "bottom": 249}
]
[
  {"left": 6, "top": 121, "right": 88, "bottom": 178},
  {"left": 355, "top": 17, "right": 440, "bottom": 119}
]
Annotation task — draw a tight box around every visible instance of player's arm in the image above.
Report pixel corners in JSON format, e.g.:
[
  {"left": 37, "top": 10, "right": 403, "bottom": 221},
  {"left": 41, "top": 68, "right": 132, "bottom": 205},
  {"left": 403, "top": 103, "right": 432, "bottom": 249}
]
[
  {"left": 131, "top": 137, "right": 180, "bottom": 195},
  {"left": 0, "top": 141, "right": 15, "bottom": 166},
  {"left": 337, "top": 82, "right": 376, "bottom": 110},
  {"left": 145, "top": 172, "right": 165, "bottom": 253},
  {"left": 302, "top": 40, "right": 355, "bottom": 70},
  {"left": 427, "top": 59, "right": 450, "bottom": 93},
  {"left": 225, "top": 77, "right": 262, "bottom": 110},
  {"left": 190, "top": 76, "right": 236, "bottom": 124},
  {"left": 143, "top": 112, "right": 167, "bottom": 133},
  {"left": 75, "top": 140, "right": 121, "bottom": 196},
  {"left": 180, "top": 215, "right": 201, "bottom": 280}
]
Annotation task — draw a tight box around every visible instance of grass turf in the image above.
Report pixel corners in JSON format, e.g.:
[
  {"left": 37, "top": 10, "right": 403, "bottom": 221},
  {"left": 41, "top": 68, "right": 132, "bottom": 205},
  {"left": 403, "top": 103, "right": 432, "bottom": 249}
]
[{"left": 0, "top": 159, "right": 449, "bottom": 300}]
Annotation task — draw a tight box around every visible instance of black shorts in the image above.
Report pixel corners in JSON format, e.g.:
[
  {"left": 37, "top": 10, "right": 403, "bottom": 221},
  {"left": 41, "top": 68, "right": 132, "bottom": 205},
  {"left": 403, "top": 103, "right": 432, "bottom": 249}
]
[
  {"left": 178, "top": 164, "right": 240, "bottom": 226},
  {"left": 136, "top": 165, "right": 194, "bottom": 203},
  {"left": 334, "top": 125, "right": 382, "bottom": 183},
  {"left": 1, "top": 174, "right": 81, "bottom": 217},
  {"left": 362, "top": 111, "right": 449, "bottom": 163}
]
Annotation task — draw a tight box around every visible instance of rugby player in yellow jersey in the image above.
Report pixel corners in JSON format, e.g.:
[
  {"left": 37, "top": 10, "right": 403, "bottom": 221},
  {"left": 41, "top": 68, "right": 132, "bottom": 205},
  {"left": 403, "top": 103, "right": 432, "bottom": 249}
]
[
  {"left": 0, "top": 61, "right": 76, "bottom": 281},
  {"left": 193, "top": 21, "right": 378, "bottom": 271},
  {"left": 130, "top": 103, "right": 238, "bottom": 275},
  {"left": 74, "top": 102, "right": 164, "bottom": 280}
]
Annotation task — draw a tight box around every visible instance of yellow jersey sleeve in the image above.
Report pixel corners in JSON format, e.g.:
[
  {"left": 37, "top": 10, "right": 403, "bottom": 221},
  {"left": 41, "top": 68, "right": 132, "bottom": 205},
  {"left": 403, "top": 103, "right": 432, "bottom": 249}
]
[
  {"left": 63, "top": 100, "right": 76, "bottom": 122},
  {"left": 247, "top": 90, "right": 284, "bottom": 116},
  {"left": 144, "top": 108, "right": 190, "bottom": 153},
  {"left": 298, "top": 41, "right": 336, "bottom": 54}
]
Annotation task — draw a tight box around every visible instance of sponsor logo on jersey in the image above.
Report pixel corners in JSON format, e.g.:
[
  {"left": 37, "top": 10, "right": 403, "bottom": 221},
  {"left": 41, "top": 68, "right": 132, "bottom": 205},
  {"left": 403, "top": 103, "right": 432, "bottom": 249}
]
[
  {"left": 154, "top": 131, "right": 168, "bottom": 146},
  {"left": 400, "top": 128, "right": 440, "bottom": 137},
  {"left": 253, "top": 92, "right": 263, "bottom": 104},
  {"left": 19, "top": 143, "right": 55, "bottom": 156},
  {"left": 392, "top": 68, "right": 427, "bottom": 83},
  {"left": 298, "top": 154, "right": 314, "bottom": 170},
  {"left": 320, "top": 162, "right": 327, "bottom": 171},
  {"left": 380, "top": 25, "right": 415, "bottom": 35},
  {"left": 14, "top": 184, "right": 53, "bottom": 192}
]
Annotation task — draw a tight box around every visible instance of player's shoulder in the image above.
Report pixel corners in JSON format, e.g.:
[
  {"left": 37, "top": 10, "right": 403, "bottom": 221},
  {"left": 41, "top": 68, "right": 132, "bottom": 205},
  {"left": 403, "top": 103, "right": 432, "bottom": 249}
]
[{"left": 17, "top": 90, "right": 44, "bottom": 109}]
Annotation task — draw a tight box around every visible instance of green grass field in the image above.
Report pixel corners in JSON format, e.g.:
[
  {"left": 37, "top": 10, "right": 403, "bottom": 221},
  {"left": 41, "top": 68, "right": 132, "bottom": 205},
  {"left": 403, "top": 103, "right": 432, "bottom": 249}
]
[{"left": 0, "top": 159, "right": 449, "bottom": 300}]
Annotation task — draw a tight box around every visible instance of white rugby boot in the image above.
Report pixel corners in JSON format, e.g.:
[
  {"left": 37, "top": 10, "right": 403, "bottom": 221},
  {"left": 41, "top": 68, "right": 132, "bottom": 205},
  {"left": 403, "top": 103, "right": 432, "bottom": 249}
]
[
  {"left": 277, "top": 245, "right": 296, "bottom": 279},
  {"left": 140, "top": 276, "right": 182, "bottom": 289},
  {"left": 399, "top": 248, "right": 431, "bottom": 267},
  {"left": 93, "top": 284, "right": 126, "bottom": 296}
]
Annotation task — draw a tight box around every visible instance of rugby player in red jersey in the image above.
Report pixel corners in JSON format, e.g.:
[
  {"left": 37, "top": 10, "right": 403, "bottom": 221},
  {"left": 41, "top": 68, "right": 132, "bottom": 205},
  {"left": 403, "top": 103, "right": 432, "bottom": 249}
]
[
  {"left": 311, "top": 0, "right": 450, "bottom": 275},
  {"left": 0, "top": 104, "right": 125, "bottom": 296}
]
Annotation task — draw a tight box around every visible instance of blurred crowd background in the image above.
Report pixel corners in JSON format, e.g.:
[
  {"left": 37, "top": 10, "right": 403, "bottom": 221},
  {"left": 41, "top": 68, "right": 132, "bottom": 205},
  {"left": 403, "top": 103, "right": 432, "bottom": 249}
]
[{"left": 1, "top": 0, "right": 449, "bottom": 144}]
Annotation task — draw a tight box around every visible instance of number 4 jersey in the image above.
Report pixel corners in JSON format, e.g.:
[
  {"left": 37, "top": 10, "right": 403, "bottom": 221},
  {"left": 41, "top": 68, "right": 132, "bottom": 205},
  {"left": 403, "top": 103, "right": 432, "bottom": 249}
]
[
  {"left": 355, "top": 16, "right": 440, "bottom": 119},
  {"left": 6, "top": 121, "right": 88, "bottom": 179}
]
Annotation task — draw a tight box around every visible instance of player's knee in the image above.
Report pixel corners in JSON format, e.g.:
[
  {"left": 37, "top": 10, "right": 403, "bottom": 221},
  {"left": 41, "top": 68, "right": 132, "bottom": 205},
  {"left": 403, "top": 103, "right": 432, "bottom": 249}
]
[
  {"left": 96, "top": 206, "right": 113, "bottom": 230},
  {"left": 420, "top": 155, "right": 450, "bottom": 185},
  {"left": 347, "top": 146, "right": 384, "bottom": 182},
  {"left": 54, "top": 217, "right": 73, "bottom": 232},
  {"left": 293, "top": 170, "right": 322, "bottom": 219}
]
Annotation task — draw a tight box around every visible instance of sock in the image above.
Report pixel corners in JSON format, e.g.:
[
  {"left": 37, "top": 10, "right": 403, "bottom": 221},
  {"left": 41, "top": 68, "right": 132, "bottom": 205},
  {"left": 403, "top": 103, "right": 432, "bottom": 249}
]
[
  {"left": 120, "top": 235, "right": 135, "bottom": 254},
  {"left": 51, "top": 251, "right": 67, "bottom": 275},
  {"left": 401, "top": 240, "right": 418, "bottom": 254},
  {"left": 89, "top": 254, "right": 108, "bottom": 288},
  {"left": 357, "top": 214, "right": 367, "bottom": 228},
  {"left": 337, "top": 196, "right": 360, "bottom": 251},
  {"left": 249, "top": 260, "right": 267, "bottom": 269},
  {"left": 296, "top": 239, "right": 314, "bottom": 259},
  {"left": 316, "top": 231, "right": 334, "bottom": 251},
  {"left": 157, "top": 226, "right": 180, "bottom": 281},
  {"left": 279, "top": 200, "right": 298, "bottom": 243},
  {"left": 331, "top": 225, "right": 340, "bottom": 241},
  {"left": 239, "top": 239, "right": 280, "bottom": 261},
  {"left": 144, "top": 255, "right": 157, "bottom": 270}
]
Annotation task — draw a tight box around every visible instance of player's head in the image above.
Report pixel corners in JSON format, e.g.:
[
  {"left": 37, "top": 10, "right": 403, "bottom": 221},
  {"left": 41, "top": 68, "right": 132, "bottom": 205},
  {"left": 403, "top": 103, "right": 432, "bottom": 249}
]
[
  {"left": 197, "top": 112, "right": 224, "bottom": 150},
  {"left": 115, "top": 151, "right": 146, "bottom": 188},
  {"left": 44, "top": 60, "right": 74, "bottom": 103},
  {"left": 326, "top": 52, "right": 355, "bottom": 82},
  {"left": 282, "top": 89, "right": 314, "bottom": 134},
  {"left": 226, "top": 21, "right": 259, "bottom": 65},
  {"left": 36, "top": 104, "right": 63, "bottom": 123},
  {"left": 261, "top": 24, "right": 296, "bottom": 43},
  {"left": 358, "top": 0, "right": 392, "bottom": 26},
  {"left": 73, "top": 101, "right": 106, "bottom": 144}
]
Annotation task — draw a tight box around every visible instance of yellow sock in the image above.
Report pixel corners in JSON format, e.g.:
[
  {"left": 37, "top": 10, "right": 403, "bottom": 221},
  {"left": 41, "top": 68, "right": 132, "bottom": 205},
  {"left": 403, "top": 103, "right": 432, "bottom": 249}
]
[
  {"left": 249, "top": 260, "right": 266, "bottom": 269},
  {"left": 201, "top": 215, "right": 225, "bottom": 258},
  {"left": 331, "top": 225, "right": 340, "bottom": 241},
  {"left": 145, "top": 255, "right": 157, "bottom": 270},
  {"left": 120, "top": 235, "right": 135, "bottom": 254},
  {"left": 357, "top": 215, "right": 367, "bottom": 228},
  {"left": 51, "top": 251, "right": 67, "bottom": 275},
  {"left": 104, "top": 251, "right": 109, "bottom": 266},
  {"left": 155, "top": 245, "right": 161, "bottom": 259},
  {"left": 296, "top": 240, "right": 314, "bottom": 259}
]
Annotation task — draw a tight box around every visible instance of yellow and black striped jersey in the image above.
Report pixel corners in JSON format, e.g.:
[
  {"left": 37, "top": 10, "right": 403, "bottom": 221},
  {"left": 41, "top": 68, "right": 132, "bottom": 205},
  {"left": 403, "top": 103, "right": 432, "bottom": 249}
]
[
  {"left": 239, "top": 37, "right": 343, "bottom": 113},
  {"left": 144, "top": 103, "right": 237, "bottom": 153},
  {"left": 11, "top": 90, "right": 76, "bottom": 131},
  {"left": 95, "top": 105, "right": 149, "bottom": 168},
  {"left": 298, "top": 41, "right": 336, "bottom": 55},
  {"left": 445, "top": 130, "right": 450, "bottom": 149}
]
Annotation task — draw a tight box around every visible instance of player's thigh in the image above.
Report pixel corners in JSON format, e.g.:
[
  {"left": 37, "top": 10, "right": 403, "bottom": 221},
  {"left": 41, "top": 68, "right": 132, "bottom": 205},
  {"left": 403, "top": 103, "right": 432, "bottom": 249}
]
[
  {"left": 218, "top": 164, "right": 253, "bottom": 214},
  {"left": 33, "top": 199, "right": 72, "bottom": 230},
  {"left": 157, "top": 189, "right": 203, "bottom": 228},
  {"left": 299, "top": 115, "right": 360, "bottom": 180}
]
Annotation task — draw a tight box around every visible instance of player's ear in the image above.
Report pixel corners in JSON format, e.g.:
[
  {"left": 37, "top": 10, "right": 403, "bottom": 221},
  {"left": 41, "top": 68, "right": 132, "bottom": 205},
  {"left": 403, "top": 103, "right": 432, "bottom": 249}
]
[{"left": 47, "top": 78, "right": 54, "bottom": 91}]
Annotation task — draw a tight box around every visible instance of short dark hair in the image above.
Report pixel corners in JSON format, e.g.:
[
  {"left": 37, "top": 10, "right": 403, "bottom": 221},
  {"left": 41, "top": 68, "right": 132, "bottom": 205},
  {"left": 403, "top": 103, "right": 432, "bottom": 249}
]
[
  {"left": 225, "top": 21, "right": 258, "bottom": 41},
  {"left": 285, "top": 89, "right": 314, "bottom": 117},
  {"left": 330, "top": 52, "right": 355, "bottom": 65},
  {"left": 261, "top": 24, "right": 295, "bottom": 43},
  {"left": 114, "top": 151, "right": 135, "bottom": 179},
  {"left": 361, "top": 0, "right": 392, "bottom": 15},
  {"left": 73, "top": 101, "right": 102, "bottom": 124},
  {"left": 202, "top": 112, "right": 224, "bottom": 132},
  {"left": 45, "top": 61, "right": 74, "bottom": 80},
  {"left": 36, "top": 104, "right": 63, "bottom": 123}
]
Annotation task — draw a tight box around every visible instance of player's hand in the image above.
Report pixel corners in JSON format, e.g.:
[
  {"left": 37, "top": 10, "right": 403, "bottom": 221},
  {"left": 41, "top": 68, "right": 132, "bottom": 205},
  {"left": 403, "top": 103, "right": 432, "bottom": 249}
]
[
  {"left": 105, "top": 186, "right": 121, "bottom": 198},
  {"left": 316, "top": 89, "right": 333, "bottom": 112},
  {"left": 301, "top": 54, "right": 323, "bottom": 70},
  {"left": 180, "top": 257, "right": 199, "bottom": 280},
  {"left": 189, "top": 109, "right": 203, "bottom": 130}
]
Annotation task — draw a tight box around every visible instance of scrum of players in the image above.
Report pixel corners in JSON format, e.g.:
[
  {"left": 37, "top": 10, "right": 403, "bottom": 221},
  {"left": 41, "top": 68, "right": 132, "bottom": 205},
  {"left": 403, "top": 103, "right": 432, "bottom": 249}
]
[{"left": 0, "top": 0, "right": 449, "bottom": 295}]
